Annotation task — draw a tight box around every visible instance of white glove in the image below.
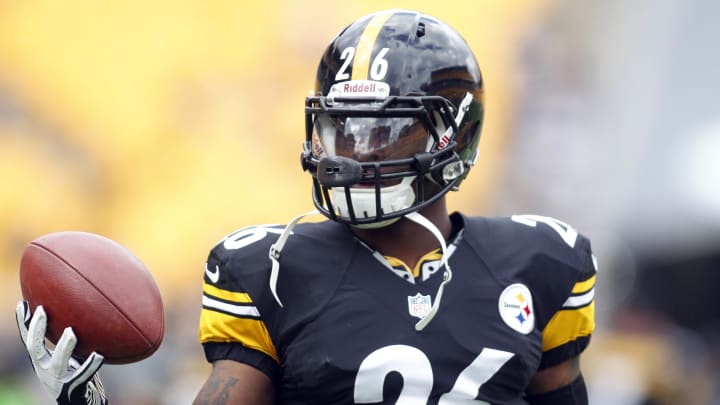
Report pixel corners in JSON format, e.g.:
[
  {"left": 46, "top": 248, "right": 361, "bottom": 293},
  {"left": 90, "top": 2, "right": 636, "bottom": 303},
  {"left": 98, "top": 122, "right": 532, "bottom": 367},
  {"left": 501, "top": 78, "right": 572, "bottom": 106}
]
[{"left": 16, "top": 301, "right": 108, "bottom": 405}]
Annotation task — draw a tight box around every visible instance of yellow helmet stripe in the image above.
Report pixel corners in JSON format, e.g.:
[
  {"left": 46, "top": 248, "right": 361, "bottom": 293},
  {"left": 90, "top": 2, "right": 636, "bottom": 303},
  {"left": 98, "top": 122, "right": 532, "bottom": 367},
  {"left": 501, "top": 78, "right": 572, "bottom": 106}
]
[{"left": 351, "top": 10, "right": 394, "bottom": 80}]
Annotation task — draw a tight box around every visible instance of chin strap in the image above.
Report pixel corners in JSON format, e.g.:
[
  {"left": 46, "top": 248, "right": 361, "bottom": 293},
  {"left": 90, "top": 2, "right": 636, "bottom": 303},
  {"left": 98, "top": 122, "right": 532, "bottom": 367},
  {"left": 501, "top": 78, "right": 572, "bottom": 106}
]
[
  {"left": 268, "top": 210, "right": 320, "bottom": 307},
  {"left": 404, "top": 211, "right": 453, "bottom": 331}
]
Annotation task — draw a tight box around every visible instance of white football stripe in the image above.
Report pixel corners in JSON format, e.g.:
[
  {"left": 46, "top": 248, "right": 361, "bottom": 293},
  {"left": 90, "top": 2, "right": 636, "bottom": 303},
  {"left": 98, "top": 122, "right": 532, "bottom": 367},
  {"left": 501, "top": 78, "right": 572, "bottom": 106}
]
[
  {"left": 202, "top": 295, "right": 261, "bottom": 317},
  {"left": 562, "top": 288, "right": 595, "bottom": 308}
]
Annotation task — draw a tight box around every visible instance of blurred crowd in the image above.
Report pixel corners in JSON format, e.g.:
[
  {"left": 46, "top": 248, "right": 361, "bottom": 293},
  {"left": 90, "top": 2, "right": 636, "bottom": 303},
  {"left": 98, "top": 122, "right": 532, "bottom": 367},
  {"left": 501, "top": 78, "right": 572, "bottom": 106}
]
[{"left": 1, "top": 1, "right": 718, "bottom": 404}]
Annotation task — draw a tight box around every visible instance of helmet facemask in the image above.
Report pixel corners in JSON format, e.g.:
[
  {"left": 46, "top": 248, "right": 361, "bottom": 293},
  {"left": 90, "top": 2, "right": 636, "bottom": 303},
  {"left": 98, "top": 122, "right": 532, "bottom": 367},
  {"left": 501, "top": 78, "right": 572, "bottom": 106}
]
[{"left": 302, "top": 93, "right": 472, "bottom": 228}]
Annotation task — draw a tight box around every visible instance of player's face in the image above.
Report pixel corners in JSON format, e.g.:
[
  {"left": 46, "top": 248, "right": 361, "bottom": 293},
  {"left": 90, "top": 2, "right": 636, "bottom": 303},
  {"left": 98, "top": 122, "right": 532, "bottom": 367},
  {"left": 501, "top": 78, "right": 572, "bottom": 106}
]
[
  {"left": 312, "top": 114, "right": 429, "bottom": 186},
  {"left": 314, "top": 115, "right": 428, "bottom": 162}
]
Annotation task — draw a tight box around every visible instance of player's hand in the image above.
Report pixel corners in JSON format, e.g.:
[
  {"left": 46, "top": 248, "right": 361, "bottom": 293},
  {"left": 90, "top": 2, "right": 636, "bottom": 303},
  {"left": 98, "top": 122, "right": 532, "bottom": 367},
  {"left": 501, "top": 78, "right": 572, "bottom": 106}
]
[{"left": 16, "top": 300, "right": 108, "bottom": 405}]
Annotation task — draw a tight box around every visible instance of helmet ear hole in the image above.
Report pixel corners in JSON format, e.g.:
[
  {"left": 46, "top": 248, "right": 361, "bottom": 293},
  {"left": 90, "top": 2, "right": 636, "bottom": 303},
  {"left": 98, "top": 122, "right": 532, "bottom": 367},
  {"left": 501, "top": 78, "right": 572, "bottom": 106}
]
[
  {"left": 423, "top": 159, "right": 464, "bottom": 191},
  {"left": 442, "top": 161, "right": 465, "bottom": 183}
]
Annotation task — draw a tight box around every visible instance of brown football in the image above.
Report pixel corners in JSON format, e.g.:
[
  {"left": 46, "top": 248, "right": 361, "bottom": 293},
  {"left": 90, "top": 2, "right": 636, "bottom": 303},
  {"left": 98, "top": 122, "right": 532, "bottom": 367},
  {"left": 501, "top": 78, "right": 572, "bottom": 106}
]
[{"left": 19, "top": 231, "right": 164, "bottom": 364}]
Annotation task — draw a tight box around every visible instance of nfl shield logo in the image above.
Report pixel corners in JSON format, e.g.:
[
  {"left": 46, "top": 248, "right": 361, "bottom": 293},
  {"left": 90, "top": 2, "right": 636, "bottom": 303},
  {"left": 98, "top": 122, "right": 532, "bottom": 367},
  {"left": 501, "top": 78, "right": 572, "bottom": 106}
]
[{"left": 408, "top": 293, "right": 432, "bottom": 319}]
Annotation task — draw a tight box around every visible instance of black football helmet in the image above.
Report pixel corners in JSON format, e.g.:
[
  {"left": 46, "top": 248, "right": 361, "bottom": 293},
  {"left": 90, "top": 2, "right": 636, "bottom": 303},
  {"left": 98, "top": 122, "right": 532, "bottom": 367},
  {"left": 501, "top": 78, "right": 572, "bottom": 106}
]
[{"left": 302, "top": 9, "right": 484, "bottom": 228}]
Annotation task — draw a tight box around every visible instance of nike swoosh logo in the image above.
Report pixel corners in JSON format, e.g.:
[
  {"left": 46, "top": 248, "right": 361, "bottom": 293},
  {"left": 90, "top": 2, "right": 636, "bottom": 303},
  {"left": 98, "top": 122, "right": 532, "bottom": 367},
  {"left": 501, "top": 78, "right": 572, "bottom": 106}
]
[{"left": 205, "top": 263, "right": 220, "bottom": 283}]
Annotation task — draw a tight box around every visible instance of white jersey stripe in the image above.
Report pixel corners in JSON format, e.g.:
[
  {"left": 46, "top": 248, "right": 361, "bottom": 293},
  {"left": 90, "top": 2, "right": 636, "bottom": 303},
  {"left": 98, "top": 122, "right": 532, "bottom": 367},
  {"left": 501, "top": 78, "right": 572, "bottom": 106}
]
[
  {"left": 202, "top": 295, "right": 261, "bottom": 317},
  {"left": 562, "top": 288, "right": 595, "bottom": 309}
]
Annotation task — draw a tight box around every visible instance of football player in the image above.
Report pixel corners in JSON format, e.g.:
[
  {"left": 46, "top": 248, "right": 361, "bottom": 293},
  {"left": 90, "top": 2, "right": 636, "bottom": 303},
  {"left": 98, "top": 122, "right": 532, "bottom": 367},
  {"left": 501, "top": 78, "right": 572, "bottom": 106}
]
[
  {"left": 16, "top": 9, "right": 596, "bottom": 405},
  {"left": 194, "top": 9, "right": 596, "bottom": 405}
]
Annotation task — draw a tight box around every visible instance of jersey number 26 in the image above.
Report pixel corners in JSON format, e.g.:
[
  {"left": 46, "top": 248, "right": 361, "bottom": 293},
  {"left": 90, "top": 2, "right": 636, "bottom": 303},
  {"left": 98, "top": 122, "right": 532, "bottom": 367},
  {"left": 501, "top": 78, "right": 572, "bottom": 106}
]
[{"left": 354, "top": 344, "right": 514, "bottom": 404}]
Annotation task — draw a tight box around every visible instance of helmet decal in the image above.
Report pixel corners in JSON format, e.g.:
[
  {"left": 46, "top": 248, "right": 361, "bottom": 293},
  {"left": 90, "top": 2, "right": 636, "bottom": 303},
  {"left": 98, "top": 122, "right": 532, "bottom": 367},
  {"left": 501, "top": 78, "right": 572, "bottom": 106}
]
[
  {"left": 349, "top": 10, "right": 394, "bottom": 81},
  {"left": 327, "top": 80, "right": 390, "bottom": 100}
]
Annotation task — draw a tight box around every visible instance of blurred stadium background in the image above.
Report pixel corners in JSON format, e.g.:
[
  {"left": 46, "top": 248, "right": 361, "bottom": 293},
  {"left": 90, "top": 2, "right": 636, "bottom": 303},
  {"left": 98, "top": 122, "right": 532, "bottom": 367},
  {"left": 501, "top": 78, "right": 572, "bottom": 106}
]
[{"left": 1, "top": 0, "right": 718, "bottom": 403}]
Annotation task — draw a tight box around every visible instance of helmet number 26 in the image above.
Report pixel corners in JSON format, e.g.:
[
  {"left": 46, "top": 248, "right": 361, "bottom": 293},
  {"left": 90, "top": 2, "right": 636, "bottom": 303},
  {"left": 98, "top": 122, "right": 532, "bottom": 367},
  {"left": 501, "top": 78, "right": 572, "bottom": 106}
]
[{"left": 335, "top": 47, "right": 390, "bottom": 81}]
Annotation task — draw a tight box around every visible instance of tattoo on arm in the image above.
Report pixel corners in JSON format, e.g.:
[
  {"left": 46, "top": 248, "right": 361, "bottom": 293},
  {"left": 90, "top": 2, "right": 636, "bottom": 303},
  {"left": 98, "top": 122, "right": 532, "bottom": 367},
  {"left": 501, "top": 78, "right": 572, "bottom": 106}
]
[
  {"left": 195, "top": 360, "right": 273, "bottom": 405},
  {"left": 211, "top": 376, "right": 239, "bottom": 405},
  {"left": 196, "top": 374, "right": 239, "bottom": 405}
]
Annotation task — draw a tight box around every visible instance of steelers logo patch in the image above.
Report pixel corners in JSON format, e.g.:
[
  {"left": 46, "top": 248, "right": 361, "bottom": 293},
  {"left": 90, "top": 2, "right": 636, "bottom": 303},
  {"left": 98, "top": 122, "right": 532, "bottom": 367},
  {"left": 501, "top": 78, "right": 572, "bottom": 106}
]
[{"left": 498, "top": 283, "right": 535, "bottom": 334}]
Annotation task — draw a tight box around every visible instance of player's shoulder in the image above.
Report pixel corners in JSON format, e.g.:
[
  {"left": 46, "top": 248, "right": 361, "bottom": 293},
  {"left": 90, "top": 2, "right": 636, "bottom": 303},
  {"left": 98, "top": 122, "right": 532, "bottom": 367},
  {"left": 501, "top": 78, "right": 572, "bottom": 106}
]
[
  {"left": 462, "top": 213, "right": 594, "bottom": 272},
  {"left": 460, "top": 213, "right": 596, "bottom": 299},
  {"left": 209, "top": 220, "right": 347, "bottom": 266},
  {"left": 202, "top": 219, "right": 357, "bottom": 330},
  {"left": 204, "top": 219, "right": 353, "bottom": 298},
  {"left": 209, "top": 223, "right": 282, "bottom": 268},
  {"left": 460, "top": 213, "right": 597, "bottom": 331}
]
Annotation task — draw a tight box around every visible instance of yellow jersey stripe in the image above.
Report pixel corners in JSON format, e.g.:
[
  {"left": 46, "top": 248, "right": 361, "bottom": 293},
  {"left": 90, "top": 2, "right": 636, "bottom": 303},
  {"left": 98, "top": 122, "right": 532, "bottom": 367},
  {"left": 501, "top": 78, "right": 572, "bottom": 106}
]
[
  {"left": 351, "top": 10, "right": 394, "bottom": 80},
  {"left": 571, "top": 275, "right": 596, "bottom": 294},
  {"left": 203, "top": 282, "right": 252, "bottom": 303},
  {"left": 542, "top": 301, "right": 595, "bottom": 351},
  {"left": 198, "top": 308, "right": 279, "bottom": 362}
]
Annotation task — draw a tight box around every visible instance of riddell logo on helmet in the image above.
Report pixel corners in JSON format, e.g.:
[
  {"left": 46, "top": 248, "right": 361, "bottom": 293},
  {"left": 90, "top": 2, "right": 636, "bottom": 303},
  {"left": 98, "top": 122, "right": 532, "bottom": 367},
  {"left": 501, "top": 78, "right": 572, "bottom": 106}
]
[
  {"left": 343, "top": 82, "right": 376, "bottom": 93},
  {"left": 328, "top": 80, "right": 389, "bottom": 99}
]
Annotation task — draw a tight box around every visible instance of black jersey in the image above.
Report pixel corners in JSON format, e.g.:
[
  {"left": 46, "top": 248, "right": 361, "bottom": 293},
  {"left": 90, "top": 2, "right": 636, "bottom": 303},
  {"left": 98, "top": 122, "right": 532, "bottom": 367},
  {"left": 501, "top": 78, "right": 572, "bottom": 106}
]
[{"left": 198, "top": 213, "right": 596, "bottom": 404}]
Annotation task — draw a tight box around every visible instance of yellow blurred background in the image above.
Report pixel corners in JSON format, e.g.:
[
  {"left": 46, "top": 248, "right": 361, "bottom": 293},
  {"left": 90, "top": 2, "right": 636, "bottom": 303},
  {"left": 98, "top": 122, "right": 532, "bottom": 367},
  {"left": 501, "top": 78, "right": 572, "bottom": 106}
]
[
  {"left": 0, "top": 0, "right": 543, "bottom": 305},
  {"left": 2, "top": 0, "right": 719, "bottom": 404}
]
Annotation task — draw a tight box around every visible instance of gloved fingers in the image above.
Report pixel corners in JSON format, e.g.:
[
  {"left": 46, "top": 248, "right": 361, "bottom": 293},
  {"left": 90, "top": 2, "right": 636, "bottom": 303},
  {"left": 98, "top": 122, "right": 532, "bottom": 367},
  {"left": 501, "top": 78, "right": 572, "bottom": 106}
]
[
  {"left": 26, "top": 305, "right": 51, "bottom": 362},
  {"left": 15, "top": 300, "right": 31, "bottom": 344},
  {"left": 74, "top": 352, "right": 104, "bottom": 382},
  {"left": 65, "top": 352, "right": 105, "bottom": 396},
  {"left": 50, "top": 327, "right": 78, "bottom": 376}
]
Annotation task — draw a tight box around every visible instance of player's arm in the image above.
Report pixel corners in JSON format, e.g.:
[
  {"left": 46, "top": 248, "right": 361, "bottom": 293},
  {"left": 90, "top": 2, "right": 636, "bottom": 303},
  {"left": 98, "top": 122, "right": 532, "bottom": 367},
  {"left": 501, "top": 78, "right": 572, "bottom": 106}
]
[
  {"left": 193, "top": 360, "right": 274, "bottom": 405},
  {"left": 525, "top": 224, "right": 595, "bottom": 404},
  {"left": 525, "top": 355, "right": 587, "bottom": 404},
  {"left": 196, "top": 243, "right": 280, "bottom": 405}
]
